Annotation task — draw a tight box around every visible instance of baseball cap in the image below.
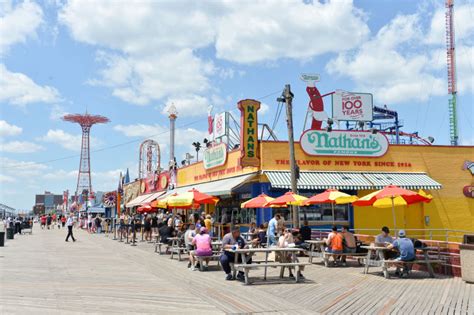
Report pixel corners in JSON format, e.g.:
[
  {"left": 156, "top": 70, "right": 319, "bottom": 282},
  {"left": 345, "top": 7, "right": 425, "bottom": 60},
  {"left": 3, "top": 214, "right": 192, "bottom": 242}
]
[{"left": 398, "top": 230, "right": 406, "bottom": 238}]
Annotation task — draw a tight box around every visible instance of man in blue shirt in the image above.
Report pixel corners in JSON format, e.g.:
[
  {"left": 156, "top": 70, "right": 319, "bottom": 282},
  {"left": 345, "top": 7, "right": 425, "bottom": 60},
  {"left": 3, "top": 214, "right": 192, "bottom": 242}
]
[
  {"left": 267, "top": 213, "right": 280, "bottom": 246},
  {"left": 387, "top": 230, "right": 415, "bottom": 277}
]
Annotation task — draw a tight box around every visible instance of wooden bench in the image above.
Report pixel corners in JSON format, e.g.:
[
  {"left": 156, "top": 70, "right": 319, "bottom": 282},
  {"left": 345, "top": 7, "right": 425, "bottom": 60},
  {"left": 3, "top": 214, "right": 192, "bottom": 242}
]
[
  {"left": 323, "top": 252, "right": 367, "bottom": 267},
  {"left": 234, "top": 262, "right": 310, "bottom": 285},
  {"left": 170, "top": 246, "right": 188, "bottom": 261},
  {"left": 155, "top": 242, "right": 169, "bottom": 255},
  {"left": 196, "top": 254, "right": 221, "bottom": 271},
  {"left": 381, "top": 259, "right": 443, "bottom": 279}
]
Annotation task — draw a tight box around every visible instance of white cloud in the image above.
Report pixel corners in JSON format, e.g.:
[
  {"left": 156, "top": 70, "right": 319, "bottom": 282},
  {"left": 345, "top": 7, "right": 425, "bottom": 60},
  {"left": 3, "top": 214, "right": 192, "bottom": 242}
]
[
  {"left": 0, "top": 141, "right": 44, "bottom": 153},
  {"left": 113, "top": 123, "right": 207, "bottom": 149},
  {"left": 215, "top": 0, "right": 369, "bottom": 63},
  {"left": 42, "top": 169, "right": 77, "bottom": 180},
  {"left": 40, "top": 129, "right": 100, "bottom": 151},
  {"left": 425, "top": 4, "right": 474, "bottom": 45},
  {"left": 0, "top": 157, "right": 48, "bottom": 177},
  {"left": 162, "top": 95, "right": 210, "bottom": 117},
  {"left": 326, "top": 14, "right": 446, "bottom": 104},
  {"left": 59, "top": 0, "right": 369, "bottom": 114},
  {"left": 456, "top": 45, "right": 474, "bottom": 94},
  {"left": 0, "top": 120, "right": 22, "bottom": 137},
  {"left": 0, "top": 173, "right": 15, "bottom": 183},
  {"left": 50, "top": 104, "right": 69, "bottom": 121},
  {"left": 0, "top": 64, "right": 60, "bottom": 106},
  {"left": 260, "top": 103, "right": 270, "bottom": 115},
  {"left": 0, "top": 1, "right": 43, "bottom": 54}
]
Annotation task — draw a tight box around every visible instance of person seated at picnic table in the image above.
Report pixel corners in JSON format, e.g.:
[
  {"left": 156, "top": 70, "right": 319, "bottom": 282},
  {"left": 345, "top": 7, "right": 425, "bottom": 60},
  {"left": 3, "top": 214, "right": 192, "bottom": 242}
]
[
  {"left": 253, "top": 223, "right": 267, "bottom": 247},
  {"left": 220, "top": 226, "right": 252, "bottom": 281},
  {"left": 325, "top": 226, "right": 344, "bottom": 265},
  {"left": 158, "top": 221, "right": 175, "bottom": 245},
  {"left": 189, "top": 227, "right": 213, "bottom": 271},
  {"left": 376, "top": 226, "right": 394, "bottom": 244},
  {"left": 386, "top": 230, "right": 416, "bottom": 277},
  {"left": 184, "top": 223, "right": 196, "bottom": 268},
  {"left": 278, "top": 229, "right": 305, "bottom": 279},
  {"left": 300, "top": 221, "right": 312, "bottom": 242},
  {"left": 340, "top": 226, "right": 357, "bottom": 266},
  {"left": 248, "top": 222, "right": 257, "bottom": 238}
]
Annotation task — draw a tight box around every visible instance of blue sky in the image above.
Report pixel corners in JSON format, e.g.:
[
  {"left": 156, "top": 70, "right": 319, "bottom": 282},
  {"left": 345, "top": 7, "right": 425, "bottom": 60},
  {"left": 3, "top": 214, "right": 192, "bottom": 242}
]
[{"left": 0, "top": 0, "right": 473, "bottom": 210}]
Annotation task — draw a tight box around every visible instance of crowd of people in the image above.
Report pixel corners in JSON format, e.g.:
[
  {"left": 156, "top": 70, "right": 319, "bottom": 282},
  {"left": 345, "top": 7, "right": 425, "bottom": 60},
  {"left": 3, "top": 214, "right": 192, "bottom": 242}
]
[{"left": 1, "top": 216, "right": 34, "bottom": 234}]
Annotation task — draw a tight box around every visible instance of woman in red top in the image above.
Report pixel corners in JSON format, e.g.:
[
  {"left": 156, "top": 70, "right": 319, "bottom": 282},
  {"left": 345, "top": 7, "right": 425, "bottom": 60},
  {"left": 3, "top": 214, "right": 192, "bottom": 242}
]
[
  {"left": 61, "top": 215, "right": 66, "bottom": 228},
  {"left": 40, "top": 215, "right": 46, "bottom": 229}
]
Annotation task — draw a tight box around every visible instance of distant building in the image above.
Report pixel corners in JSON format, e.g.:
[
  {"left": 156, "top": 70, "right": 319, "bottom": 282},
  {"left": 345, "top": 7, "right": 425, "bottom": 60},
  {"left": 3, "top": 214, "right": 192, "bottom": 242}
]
[{"left": 33, "top": 191, "right": 63, "bottom": 214}]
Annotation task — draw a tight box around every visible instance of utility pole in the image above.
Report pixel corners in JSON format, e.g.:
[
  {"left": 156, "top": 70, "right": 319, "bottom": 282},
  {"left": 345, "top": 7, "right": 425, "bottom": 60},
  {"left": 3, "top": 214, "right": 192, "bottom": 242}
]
[{"left": 278, "top": 84, "right": 299, "bottom": 228}]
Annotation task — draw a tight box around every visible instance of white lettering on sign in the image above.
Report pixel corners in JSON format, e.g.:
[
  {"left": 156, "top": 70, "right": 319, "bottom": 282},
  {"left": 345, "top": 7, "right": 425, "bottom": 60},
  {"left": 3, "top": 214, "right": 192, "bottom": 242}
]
[{"left": 300, "top": 130, "right": 389, "bottom": 157}]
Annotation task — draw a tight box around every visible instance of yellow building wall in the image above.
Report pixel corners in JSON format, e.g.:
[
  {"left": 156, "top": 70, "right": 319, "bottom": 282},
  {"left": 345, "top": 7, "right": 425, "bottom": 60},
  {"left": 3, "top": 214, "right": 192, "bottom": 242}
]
[
  {"left": 260, "top": 142, "right": 474, "bottom": 239},
  {"left": 177, "top": 149, "right": 258, "bottom": 187}
]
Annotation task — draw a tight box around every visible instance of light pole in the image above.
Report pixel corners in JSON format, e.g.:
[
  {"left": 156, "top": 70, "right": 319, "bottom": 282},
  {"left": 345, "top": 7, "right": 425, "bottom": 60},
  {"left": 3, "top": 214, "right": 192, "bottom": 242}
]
[{"left": 278, "top": 84, "right": 299, "bottom": 228}]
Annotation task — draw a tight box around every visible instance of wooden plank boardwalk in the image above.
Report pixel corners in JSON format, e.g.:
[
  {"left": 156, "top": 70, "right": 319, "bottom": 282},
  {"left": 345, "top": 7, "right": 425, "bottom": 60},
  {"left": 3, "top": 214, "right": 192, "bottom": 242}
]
[{"left": 1, "top": 227, "right": 472, "bottom": 314}]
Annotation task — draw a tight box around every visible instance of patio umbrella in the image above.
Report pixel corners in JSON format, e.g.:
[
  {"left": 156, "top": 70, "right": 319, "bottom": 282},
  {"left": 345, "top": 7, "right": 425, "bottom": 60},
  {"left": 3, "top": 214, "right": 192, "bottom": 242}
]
[
  {"left": 150, "top": 193, "right": 177, "bottom": 209},
  {"left": 167, "top": 188, "right": 219, "bottom": 208},
  {"left": 241, "top": 193, "right": 275, "bottom": 208},
  {"left": 137, "top": 204, "right": 155, "bottom": 214},
  {"left": 353, "top": 185, "right": 432, "bottom": 229},
  {"left": 303, "top": 189, "right": 358, "bottom": 223},
  {"left": 266, "top": 191, "right": 308, "bottom": 207}
]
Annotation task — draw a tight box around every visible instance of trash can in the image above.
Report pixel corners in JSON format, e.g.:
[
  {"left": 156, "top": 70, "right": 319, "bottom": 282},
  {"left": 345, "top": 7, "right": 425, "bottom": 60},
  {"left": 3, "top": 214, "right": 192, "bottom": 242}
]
[
  {"left": 460, "top": 234, "right": 474, "bottom": 283},
  {"left": 6, "top": 227, "right": 14, "bottom": 240},
  {"left": 0, "top": 231, "right": 4, "bottom": 246}
]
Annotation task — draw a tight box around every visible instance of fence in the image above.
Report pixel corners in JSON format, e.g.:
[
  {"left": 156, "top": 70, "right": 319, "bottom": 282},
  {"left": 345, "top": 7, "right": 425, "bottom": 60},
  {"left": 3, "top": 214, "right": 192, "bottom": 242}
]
[{"left": 310, "top": 228, "right": 472, "bottom": 277}]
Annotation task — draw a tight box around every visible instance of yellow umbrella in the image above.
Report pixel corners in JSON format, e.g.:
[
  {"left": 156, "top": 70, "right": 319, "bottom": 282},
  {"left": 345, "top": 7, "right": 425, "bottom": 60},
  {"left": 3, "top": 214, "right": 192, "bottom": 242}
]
[
  {"left": 167, "top": 189, "right": 219, "bottom": 208},
  {"left": 266, "top": 191, "right": 308, "bottom": 207},
  {"left": 353, "top": 185, "right": 432, "bottom": 229}
]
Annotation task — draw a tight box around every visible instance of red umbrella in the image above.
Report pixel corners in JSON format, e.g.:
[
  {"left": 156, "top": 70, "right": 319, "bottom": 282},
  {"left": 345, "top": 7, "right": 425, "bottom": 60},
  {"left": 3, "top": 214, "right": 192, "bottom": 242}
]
[
  {"left": 266, "top": 191, "right": 308, "bottom": 207},
  {"left": 137, "top": 203, "right": 155, "bottom": 214}
]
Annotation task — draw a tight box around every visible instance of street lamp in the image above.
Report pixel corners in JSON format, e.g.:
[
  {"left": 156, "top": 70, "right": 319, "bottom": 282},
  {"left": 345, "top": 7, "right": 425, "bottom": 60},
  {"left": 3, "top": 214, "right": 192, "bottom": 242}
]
[{"left": 192, "top": 142, "right": 201, "bottom": 162}]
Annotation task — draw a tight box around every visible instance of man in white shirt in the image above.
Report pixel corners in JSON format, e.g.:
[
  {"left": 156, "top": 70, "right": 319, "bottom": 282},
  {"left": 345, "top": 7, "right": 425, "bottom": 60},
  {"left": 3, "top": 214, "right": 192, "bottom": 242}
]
[
  {"left": 267, "top": 214, "right": 281, "bottom": 246},
  {"left": 65, "top": 214, "right": 76, "bottom": 242}
]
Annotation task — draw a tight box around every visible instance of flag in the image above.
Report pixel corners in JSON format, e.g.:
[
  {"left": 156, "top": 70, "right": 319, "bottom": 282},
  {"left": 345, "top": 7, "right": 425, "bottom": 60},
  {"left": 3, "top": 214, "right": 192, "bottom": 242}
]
[{"left": 124, "top": 168, "right": 130, "bottom": 184}]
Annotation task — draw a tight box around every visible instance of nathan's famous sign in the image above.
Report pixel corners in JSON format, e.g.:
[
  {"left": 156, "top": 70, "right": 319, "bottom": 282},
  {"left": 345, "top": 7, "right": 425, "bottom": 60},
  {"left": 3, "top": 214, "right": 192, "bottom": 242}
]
[
  {"left": 203, "top": 143, "right": 227, "bottom": 170},
  {"left": 238, "top": 99, "right": 260, "bottom": 167},
  {"left": 300, "top": 130, "right": 389, "bottom": 157}
]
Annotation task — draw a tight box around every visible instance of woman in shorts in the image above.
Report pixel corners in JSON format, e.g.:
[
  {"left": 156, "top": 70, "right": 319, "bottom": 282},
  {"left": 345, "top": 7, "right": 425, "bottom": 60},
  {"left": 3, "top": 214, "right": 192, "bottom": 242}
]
[{"left": 189, "top": 227, "right": 212, "bottom": 271}]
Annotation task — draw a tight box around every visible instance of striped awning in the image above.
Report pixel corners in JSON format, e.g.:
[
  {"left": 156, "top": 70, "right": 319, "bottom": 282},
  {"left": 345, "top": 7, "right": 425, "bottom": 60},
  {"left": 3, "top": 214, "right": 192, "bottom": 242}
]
[
  {"left": 264, "top": 171, "right": 373, "bottom": 190},
  {"left": 362, "top": 172, "right": 442, "bottom": 190},
  {"left": 126, "top": 191, "right": 166, "bottom": 208},
  {"left": 161, "top": 173, "right": 258, "bottom": 198},
  {"left": 263, "top": 171, "right": 442, "bottom": 191}
]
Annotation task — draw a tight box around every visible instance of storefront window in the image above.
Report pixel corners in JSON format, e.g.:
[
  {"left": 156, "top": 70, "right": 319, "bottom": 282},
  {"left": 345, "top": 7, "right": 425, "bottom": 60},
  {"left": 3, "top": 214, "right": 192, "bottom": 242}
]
[
  {"left": 215, "top": 196, "right": 256, "bottom": 225},
  {"left": 299, "top": 204, "right": 350, "bottom": 222}
]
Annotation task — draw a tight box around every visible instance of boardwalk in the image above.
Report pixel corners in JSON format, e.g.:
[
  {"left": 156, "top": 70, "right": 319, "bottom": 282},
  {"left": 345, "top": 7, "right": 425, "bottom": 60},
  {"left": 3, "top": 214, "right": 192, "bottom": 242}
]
[{"left": 1, "top": 228, "right": 473, "bottom": 314}]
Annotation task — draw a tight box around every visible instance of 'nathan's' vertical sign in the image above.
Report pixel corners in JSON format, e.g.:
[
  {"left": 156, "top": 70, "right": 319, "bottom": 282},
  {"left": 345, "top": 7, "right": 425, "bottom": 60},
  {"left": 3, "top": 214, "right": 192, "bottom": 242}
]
[{"left": 238, "top": 99, "right": 260, "bottom": 167}]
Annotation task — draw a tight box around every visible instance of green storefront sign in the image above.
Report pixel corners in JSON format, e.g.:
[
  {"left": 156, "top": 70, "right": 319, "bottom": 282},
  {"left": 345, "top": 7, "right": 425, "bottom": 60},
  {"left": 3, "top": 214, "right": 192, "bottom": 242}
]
[
  {"left": 203, "top": 143, "right": 227, "bottom": 169},
  {"left": 300, "top": 130, "right": 389, "bottom": 157}
]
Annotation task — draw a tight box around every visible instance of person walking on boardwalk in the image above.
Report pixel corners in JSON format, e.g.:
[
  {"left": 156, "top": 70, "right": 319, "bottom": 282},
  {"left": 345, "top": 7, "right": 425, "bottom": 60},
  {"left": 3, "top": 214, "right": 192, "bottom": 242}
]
[{"left": 65, "top": 214, "right": 76, "bottom": 242}]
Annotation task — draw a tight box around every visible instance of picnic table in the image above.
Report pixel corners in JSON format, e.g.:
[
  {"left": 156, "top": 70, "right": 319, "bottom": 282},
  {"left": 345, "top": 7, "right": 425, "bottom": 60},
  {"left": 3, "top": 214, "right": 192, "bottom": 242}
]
[
  {"left": 361, "top": 245, "right": 442, "bottom": 279},
  {"left": 226, "top": 247, "right": 309, "bottom": 285},
  {"left": 169, "top": 237, "right": 187, "bottom": 261},
  {"left": 306, "top": 240, "right": 326, "bottom": 263}
]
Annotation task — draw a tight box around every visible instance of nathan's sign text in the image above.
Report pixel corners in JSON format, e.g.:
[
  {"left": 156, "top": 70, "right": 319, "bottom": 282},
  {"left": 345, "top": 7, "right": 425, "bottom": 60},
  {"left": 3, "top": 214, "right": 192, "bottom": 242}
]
[
  {"left": 300, "top": 130, "right": 389, "bottom": 157},
  {"left": 238, "top": 99, "right": 260, "bottom": 167},
  {"left": 203, "top": 143, "right": 227, "bottom": 170}
]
